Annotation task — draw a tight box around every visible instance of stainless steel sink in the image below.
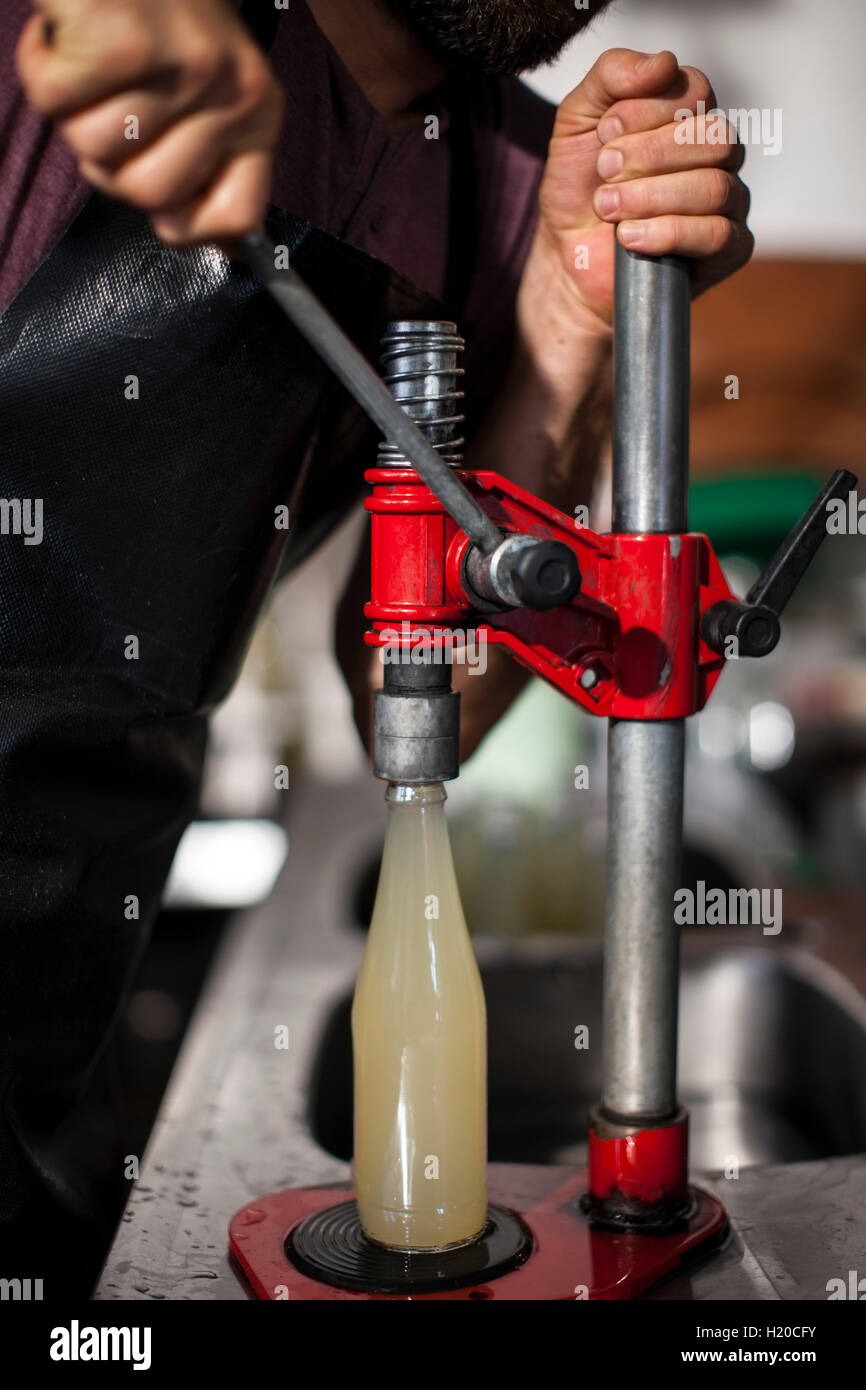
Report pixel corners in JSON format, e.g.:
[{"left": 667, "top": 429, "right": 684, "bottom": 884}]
[{"left": 309, "top": 943, "right": 866, "bottom": 1172}]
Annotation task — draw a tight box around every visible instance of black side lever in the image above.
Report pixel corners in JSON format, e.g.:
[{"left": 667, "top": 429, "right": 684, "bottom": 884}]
[{"left": 702, "top": 468, "right": 858, "bottom": 658}]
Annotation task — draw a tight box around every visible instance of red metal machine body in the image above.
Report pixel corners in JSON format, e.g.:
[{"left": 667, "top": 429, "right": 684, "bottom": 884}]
[{"left": 364, "top": 466, "right": 737, "bottom": 720}]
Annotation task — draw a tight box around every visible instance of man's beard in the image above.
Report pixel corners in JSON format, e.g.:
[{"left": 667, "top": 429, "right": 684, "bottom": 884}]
[{"left": 395, "top": 0, "right": 611, "bottom": 77}]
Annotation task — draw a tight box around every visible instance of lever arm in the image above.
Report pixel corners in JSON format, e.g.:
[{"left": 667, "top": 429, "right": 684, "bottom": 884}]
[
  {"left": 239, "top": 233, "right": 580, "bottom": 610},
  {"left": 239, "top": 234, "right": 501, "bottom": 556}
]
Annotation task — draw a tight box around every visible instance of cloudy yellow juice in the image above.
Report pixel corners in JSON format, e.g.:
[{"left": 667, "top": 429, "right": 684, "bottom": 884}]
[{"left": 351, "top": 782, "right": 487, "bottom": 1251}]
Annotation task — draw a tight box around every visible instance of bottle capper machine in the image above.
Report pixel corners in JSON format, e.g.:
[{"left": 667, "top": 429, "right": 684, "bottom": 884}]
[{"left": 228, "top": 235, "right": 855, "bottom": 1299}]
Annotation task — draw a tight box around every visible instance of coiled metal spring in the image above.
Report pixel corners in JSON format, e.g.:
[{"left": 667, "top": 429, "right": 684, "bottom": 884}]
[{"left": 377, "top": 320, "right": 465, "bottom": 469}]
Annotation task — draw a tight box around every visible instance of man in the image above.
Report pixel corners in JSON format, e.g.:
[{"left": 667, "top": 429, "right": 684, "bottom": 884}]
[{"left": 0, "top": 0, "right": 751, "bottom": 1290}]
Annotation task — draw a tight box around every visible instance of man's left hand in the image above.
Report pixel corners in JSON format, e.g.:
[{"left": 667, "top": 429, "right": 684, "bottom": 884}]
[{"left": 532, "top": 48, "right": 754, "bottom": 329}]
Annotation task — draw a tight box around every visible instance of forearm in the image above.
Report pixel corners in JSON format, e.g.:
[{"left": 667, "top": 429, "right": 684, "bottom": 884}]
[{"left": 465, "top": 235, "right": 613, "bottom": 516}]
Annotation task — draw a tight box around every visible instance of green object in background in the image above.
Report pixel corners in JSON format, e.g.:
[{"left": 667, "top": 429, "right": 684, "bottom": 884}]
[{"left": 689, "top": 472, "right": 823, "bottom": 567}]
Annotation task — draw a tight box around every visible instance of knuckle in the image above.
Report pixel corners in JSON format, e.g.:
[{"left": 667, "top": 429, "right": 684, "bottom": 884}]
[
  {"left": 17, "top": 67, "right": 55, "bottom": 113},
  {"left": 709, "top": 216, "right": 733, "bottom": 254},
  {"left": 180, "top": 34, "right": 224, "bottom": 91},
  {"left": 31, "top": 73, "right": 78, "bottom": 116},
  {"left": 232, "top": 55, "right": 272, "bottom": 113},
  {"left": 13, "top": 25, "right": 37, "bottom": 81},
  {"left": 683, "top": 65, "right": 713, "bottom": 106},
  {"left": 113, "top": 162, "right": 179, "bottom": 212},
  {"left": 669, "top": 214, "right": 688, "bottom": 251},
  {"left": 58, "top": 116, "right": 108, "bottom": 163},
  {"left": 108, "top": 169, "right": 152, "bottom": 210},
  {"left": 740, "top": 179, "right": 752, "bottom": 219},
  {"left": 724, "top": 129, "right": 746, "bottom": 169},
  {"left": 590, "top": 47, "right": 631, "bottom": 91},
  {"left": 640, "top": 179, "right": 665, "bottom": 217},
  {"left": 98, "top": 18, "right": 159, "bottom": 76},
  {"left": 709, "top": 167, "right": 735, "bottom": 210},
  {"left": 720, "top": 170, "right": 750, "bottom": 220},
  {"left": 16, "top": 41, "right": 60, "bottom": 112},
  {"left": 597, "top": 47, "right": 627, "bottom": 74},
  {"left": 210, "top": 202, "right": 257, "bottom": 240},
  {"left": 232, "top": 50, "right": 283, "bottom": 127},
  {"left": 226, "top": 69, "right": 284, "bottom": 150},
  {"left": 150, "top": 216, "right": 190, "bottom": 247},
  {"left": 742, "top": 225, "right": 756, "bottom": 264},
  {"left": 643, "top": 126, "right": 668, "bottom": 169}
]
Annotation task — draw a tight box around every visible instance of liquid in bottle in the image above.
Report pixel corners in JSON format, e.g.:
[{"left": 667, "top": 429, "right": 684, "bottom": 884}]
[{"left": 352, "top": 782, "right": 487, "bottom": 1251}]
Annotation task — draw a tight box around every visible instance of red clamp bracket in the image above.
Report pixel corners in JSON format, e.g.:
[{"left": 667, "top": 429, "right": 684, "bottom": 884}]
[{"left": 364, "top": 467, "right": 735, "bottom": 720}]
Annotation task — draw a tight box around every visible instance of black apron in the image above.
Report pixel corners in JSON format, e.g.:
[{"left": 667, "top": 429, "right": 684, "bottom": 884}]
[{"left": 0, "top": 4, "right": 477, "bottom": 1280}]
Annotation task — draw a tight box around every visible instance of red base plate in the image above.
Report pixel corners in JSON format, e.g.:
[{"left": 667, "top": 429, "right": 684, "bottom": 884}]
[{"left": 229, "top": 1163, "right": 727, "bottom": 1300}]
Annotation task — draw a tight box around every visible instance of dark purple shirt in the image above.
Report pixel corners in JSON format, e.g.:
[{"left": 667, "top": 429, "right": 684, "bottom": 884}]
[{"left": 0, "top": 1, "right": 554, "bottom": 371}]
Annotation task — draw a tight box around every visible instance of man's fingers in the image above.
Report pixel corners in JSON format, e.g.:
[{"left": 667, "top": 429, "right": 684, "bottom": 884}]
[
  {"left": 555, "top": 49, "right": 681, "bottom": 136},
  {"left": 596, "top": 66, "right": 717, "bottom": 143},
  {"left": 57, "top": 54, "right": 256, "bottom": 168},
  {"left": 593, "top": 167, "right": 750, "bottom": 226},
  {"left": 81, "top": 107, "right": 245, "bottom": 211},
  {"left": 150, "top": 148, "right": 272, "bottom": 244},
  {"left": 540, "top": 50, "right": 683, "bottom": 230},
  {"left": 616, "top": 212, "right": 754, "bottom": 263},
  {"left": 16, "top": 9, "right": 177, "bottom": 117},
  {"left": 60, "top": 89, "right": 187, "bottom": 168},
  {"left": 597, "top": 117, "right": 745, "bottom": 183}
]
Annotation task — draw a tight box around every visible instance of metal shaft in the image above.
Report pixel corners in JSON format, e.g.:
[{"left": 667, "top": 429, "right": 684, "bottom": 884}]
[
  {"left": 602, "top": 243, "right": 690, "bottom": 1121},
  {"left": 611, "top": 244, "right": 690, "bottom": 534}
]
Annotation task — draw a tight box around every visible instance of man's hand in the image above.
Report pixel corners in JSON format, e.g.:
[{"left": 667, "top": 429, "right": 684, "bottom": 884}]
[
  {"left": 16, "top": 0, "right": 284, "bottom": 245},
  {"left": 531, "top": 48, "right": 754, "bottom": 329}
]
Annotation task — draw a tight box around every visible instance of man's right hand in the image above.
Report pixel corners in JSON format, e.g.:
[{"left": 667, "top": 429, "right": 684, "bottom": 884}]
[{"left": 16, "top": 0, "right": 284, "bottom": 245}]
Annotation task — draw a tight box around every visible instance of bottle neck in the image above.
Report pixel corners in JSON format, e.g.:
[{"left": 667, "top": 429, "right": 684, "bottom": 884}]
[
  {"left": 382, "top": 782, "right": 451, "bottom": 881},
  {"left": 385, "top": 782, "right": 447, "bottom": 807}
]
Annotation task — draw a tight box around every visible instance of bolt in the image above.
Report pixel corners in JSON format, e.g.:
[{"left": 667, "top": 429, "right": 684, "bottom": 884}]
[{"left": 580, "top": 667, "right": 599, "bottom": 691}]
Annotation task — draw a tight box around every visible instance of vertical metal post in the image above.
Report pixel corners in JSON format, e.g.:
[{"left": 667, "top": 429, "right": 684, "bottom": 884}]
[{"left": 601, "top": 244, "right": 690, "bottom": 1123}]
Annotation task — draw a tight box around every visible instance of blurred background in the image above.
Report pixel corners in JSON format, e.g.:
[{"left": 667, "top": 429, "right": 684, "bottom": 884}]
[{"left": 116, "top": 0, "right": 866, "bottom": 1179}]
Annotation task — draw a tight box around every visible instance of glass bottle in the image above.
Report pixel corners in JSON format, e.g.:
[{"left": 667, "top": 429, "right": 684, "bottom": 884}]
[{"left": 352, "top": 782, "right": 487, "bottom": 1251}]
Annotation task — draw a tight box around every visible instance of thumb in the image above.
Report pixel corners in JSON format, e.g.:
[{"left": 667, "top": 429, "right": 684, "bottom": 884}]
[{"left": 555, "top": 48, "right": 680, "bottom": 136}]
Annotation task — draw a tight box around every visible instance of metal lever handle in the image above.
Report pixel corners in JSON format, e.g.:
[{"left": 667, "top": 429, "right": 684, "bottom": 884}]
[
  {"left": 702, "top": 468, "right": 858, "bottom": 658},
  {"left": 238, "top": 233, "right": 581, "bottom": 611},
  {"left": 238, "top": 233, "right": 501, "bottom": 556}
]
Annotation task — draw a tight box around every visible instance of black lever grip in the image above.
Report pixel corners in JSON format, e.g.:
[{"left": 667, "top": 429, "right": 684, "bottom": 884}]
[
  {"left": 464, "top": 535, "right": 581, "bottom": 612},
  {"left": 702, "top": 469, "right": 858, "bottom": 659}
]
